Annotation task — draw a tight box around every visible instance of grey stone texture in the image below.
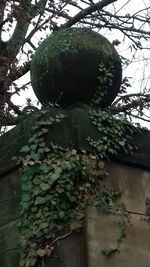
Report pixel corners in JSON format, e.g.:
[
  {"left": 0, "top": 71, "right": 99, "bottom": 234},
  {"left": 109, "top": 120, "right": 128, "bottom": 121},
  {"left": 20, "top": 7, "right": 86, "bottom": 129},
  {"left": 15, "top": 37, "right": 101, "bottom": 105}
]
[
  {"left": 0, "top": 171, "right": 20, "bottom": 267},
  {"left": 0, "top": 106, "right": 150, "bottom": 266},
  {"left": 86, "top": 208, "right": 150, "bottom": 267},
  {"left": 0, "top": 105, "right": 150, "bottom": 176},
  {"left": 30, "top": 28, "right": 122, "bottom": 108}
]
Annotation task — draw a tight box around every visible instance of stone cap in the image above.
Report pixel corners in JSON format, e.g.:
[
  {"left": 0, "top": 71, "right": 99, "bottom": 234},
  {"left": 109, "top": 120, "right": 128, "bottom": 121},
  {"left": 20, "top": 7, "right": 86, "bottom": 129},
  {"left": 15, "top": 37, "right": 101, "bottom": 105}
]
[{"left": 0, "top": 105, "right": 150, "bottom": 177}]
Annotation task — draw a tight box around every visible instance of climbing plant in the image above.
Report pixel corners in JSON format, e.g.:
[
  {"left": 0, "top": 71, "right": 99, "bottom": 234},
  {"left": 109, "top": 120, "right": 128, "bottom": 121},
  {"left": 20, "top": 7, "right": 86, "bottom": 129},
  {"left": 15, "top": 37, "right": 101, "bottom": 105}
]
[
  {"left": 88, "top": 109, "right": 140, "bottom": 158},
  {"left": 16, "top": 106, "right": 140, "bottom": 266},
  {"left": 91, "top": 62, "right": 114, "bottom": 106}
]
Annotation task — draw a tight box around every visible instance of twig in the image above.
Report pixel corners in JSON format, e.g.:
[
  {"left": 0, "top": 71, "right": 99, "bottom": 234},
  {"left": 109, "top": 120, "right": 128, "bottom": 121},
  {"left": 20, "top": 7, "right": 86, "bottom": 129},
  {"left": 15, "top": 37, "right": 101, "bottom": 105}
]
[
  {"left": 112, "top": 93, "right": 150, "bottom": 106},
  {"left": 50, "top": 230, "right": 73, "bottom": 246},
  {"left": 61, "top": 0, "right": 117, "bottom": 28}
]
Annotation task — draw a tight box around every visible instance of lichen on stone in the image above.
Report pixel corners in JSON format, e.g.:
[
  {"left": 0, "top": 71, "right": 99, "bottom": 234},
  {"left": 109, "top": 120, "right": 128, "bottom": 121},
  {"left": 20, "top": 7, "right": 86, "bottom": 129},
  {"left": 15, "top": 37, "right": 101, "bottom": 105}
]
[{"left": 31, "top": 27, "right": 122, "bottom": 108}]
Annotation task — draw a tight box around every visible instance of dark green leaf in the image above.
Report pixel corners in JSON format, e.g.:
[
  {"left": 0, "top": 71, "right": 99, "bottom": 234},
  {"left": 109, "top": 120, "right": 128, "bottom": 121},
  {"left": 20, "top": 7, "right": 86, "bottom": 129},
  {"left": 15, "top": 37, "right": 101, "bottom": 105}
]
[
  {"left": 35, "top": 196, "right": 46, "bottom": 205},
  {"left": 20, "top": 145, "right": 31, "bottom": 153}
]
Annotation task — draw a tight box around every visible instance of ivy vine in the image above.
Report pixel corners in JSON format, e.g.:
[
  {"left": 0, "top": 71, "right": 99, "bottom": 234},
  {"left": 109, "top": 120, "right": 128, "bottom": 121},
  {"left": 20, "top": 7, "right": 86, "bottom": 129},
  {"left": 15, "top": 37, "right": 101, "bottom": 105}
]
[
  {"left": 101, "top": 219, "right": 126, "bottom": 257},
  {"left": 88, "top": 109, "right": 140, "bottom": 158},
  {"left": 17, "top": 108, "right": 108, "bottom": 267},
  {"left": 91, "top": 62, "right": 113, "bottom": 106},
  {"left": 15, "top": 106, "right": 140, "bottom": 266}
]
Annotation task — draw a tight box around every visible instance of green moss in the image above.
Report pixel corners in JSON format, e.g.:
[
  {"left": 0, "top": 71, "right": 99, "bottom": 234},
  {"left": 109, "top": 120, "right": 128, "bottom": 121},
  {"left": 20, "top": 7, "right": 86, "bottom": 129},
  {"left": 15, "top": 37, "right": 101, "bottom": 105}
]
[
  {"left": 31, "top": 27, "right": 122, "bottom": 108},
  {"left": 32, "top": 28, "right": 118, "bottom": 70}
]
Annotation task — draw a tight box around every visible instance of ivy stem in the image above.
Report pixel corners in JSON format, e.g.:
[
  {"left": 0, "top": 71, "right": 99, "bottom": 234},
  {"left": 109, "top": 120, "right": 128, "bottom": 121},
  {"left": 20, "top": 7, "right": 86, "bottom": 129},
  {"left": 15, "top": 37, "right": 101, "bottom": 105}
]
[{"left": 50, "top": 230, "right": 73, "bottom": 246}]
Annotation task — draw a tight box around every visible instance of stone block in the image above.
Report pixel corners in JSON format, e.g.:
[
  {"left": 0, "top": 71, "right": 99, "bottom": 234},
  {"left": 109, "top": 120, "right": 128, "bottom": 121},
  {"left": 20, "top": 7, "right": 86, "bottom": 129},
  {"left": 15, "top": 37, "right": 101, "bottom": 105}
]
[
  {"left": 0, "top": 171, "right": 20, "bottom": 226},
  {"left": 0, "top": 220, "right": 20, "bottom": 267},
  {"left": 40, "top": 232, "right": 86, "bottom": 267},
  {"left": 107, "top": 162, "right": 150, "bottom": 214},
  {"left": 86, "top": 207, "right": 150, "bottom": 267}
]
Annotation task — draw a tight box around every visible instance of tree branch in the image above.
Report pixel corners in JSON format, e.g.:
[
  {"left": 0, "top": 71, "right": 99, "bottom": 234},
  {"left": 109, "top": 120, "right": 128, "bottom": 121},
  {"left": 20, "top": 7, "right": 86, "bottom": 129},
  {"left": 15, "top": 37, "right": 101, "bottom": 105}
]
[
  {"left": 61, "top": 0, "right": 117, "bottom": 28},
  {"left": 10, "top": 61, "right": 31, "bottom": 82},
  {"left": 112, "top": 96, "right": 150, "bottom": 114},
  {"left": 0, "top": 0, "right": 6, "bottom": 39},
  {"left": 125, "top": 112, "right": 150, "bottom": 123},
  {"left": 112, "top": 93, "right": 150, "bottom": 106},
  {"left": 6, "top": 0, "right": 33, "bottom": 60},
  {"left": 6, "top": 0, "right": 47, "bottom": 61},
  {"left": 80, "top": 19, "right": 150, "bottom": 41},
  {"left": 30, "top": 0, "right": 47, "bottom": 17}
]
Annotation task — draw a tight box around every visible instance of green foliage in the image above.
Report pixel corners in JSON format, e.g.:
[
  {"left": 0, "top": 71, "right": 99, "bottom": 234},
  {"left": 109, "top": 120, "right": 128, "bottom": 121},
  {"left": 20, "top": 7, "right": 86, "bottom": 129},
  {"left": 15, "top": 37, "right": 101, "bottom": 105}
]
[
  {"left": 91, "top": 62, "right": 114, "bottom": 106},
  {"left": 101, "top": 214, "right": 128, "bottom": 257},
  {"left": 31, "top": 28, "right": 118, "bottom": 68},
  {"left": 17, "top": 106, "right": 140, "bottom": 266},
  {"left": 98, "top": 63, "right": 113, "bottom": 86},
  {"left": 31, "top": 27, "right": 122, "bottom": 108},
  {"left": 88, "top": 110, "right": 140, "bottom": 158},
  {"left": 18, "top": 108, "right": 107, "bottom": 267}
]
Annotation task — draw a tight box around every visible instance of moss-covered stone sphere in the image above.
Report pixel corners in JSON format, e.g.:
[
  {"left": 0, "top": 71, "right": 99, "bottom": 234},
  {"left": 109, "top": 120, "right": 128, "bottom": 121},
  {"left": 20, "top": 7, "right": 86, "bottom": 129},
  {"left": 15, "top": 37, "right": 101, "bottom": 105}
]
[{"left": 31, "top": 27, "right": 122, "bottom": 108}]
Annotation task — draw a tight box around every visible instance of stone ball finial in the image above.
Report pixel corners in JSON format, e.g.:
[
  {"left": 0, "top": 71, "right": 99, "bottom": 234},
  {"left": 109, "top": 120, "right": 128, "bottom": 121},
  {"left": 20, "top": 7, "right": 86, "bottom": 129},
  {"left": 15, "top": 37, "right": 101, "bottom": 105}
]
[{"left": 31, "top": 27, "right": 122, "bottom": 108}]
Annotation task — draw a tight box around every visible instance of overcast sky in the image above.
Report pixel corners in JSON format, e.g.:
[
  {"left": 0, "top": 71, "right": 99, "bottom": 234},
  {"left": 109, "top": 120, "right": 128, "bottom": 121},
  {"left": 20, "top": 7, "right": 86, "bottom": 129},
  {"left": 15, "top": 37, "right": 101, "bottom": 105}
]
[{"left": 7, "top": 0, "right": 150, "bottom": 126}]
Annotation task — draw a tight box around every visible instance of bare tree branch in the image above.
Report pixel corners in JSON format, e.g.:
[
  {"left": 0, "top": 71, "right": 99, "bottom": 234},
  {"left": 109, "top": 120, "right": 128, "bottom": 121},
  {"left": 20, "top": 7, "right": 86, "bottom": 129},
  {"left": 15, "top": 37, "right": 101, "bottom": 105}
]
[
  {"left": 6, "top": 0, "right": 33, "bottom": 60},
  {"left": 80, "top": 16, "right": 150, "bottom": 43},
  {"left": 0, "top": 0, "right": 6, "bottom": 39},
  {"left": 30, "top": 0, "right": 47, "bottom": 17},
  {"left": 112, "top": 96, "right": 150, "bottom": 114},
  {"left": 0, "top": 0, "right": 150, "bottom": 126},
  {"left": 61, "top": 0, "right": 117, "bottom": 28},
  {"left": 10, "top": 61, "right": 31, "bottom": 82},
  {"left": 112, "top": 93, "right": 150, "bottom": 106},
  {"left": 125, "top": 112, "right": 150, "bottom": 123},
  {"left": 6, "top": 0, "right": 47, "bottom": 60}
]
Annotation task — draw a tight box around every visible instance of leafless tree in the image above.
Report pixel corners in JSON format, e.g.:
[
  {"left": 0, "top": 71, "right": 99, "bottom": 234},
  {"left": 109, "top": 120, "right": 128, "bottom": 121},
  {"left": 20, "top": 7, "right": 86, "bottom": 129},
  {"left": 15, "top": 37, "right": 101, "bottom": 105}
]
[{"left": 0, "top": 0, "right": 150, "bottom": 127}]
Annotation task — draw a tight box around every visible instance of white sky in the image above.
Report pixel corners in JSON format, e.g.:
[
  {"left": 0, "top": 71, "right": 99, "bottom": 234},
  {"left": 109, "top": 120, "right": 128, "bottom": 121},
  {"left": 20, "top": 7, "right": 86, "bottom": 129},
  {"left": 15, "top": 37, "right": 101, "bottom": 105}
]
[{"left": 3, "top": 0, "right": 150, "bottom": 127}]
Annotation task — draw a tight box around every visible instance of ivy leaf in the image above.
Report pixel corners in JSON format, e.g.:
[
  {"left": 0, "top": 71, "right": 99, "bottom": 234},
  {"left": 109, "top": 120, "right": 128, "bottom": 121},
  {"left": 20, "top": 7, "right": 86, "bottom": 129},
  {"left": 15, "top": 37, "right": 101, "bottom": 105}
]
[
  {"left": 28, "top": 134, "right": 37, "bottom": 143},
  {"left": 39, "top": 142, "right": 46, "bottom": 147},
  {"left": 58, "top": 211, "right": 65, "bottom": 218},
  {"left": 40, "top": 183, "right": 50, "bottom": 191},
  {"left": 31, "top": 207, "right": 38, "bottom": 213},
  {"left": 30, "top": 152, "right": 40, "bottom": 160},
  {"left": 41, "top": 128, "right": 49, "bottom": 134},
  {"left": 20, "top": 145, "right": 31, "bottom": 153},
  {"left": 33, "top": 177, "right": 41, "bottom": 185},
  {"left": 48, "top": 171, "right": 61, "bottom": 184},
  {"left": 22, "top": 183, "right": 33, "bottom": 191},
  {"left": 119, "top": 141, "right": 125, "bottom": 146},
  {"left": 21, "top": 201, "right": 30, "bottom": 211},
  {"left": 66, "top": 192, "right": 76, "bottom": 202},
  {"left": 22, "top": 193, "right": 31, "bottom": 202},
  {"left": 41, "top": 222, "right": 49, "bottom": 229},
  {"left": 37, "top": 248, "right": 45, "bottom": 257},
  {"left": 35, "top": 196, "right": 46, "bottom": 205},
  {"left": 38, "top": 148, "right": 45, "bottom": 154},
  {"left": 44, "top": 147, "right": 50, "bottom": 153},
  {"left": 11, "top": 156, "right": 17, "bottom": 161},
  {"left": 59, "top": 113, "right": 67, "bottom": 119},
  {"left": 39, "top": 163, "right": 50, "bottom": 173},
  {"left": 40, "top": 109, "right": 48, "bottom": 115},
  {"left": 30, "top": 258, "right": 37, "bottom": 266}
]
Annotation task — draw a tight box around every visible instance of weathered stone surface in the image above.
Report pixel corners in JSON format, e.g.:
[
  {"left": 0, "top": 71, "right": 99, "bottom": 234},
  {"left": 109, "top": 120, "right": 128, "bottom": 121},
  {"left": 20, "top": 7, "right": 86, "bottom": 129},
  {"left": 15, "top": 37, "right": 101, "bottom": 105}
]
[
  {"left": 112, "top": 129, "right": 150, "bottom": 170},
  {"left": 37, "top": 232, "right": 86, "bottom": 267},
  {"left": 31, "top": 28, "right": 122, "bottom": 108},
  {"left": 1, "top": 105, "right": 150, "bottom": 267},
  {"left": 86, "top": 208, "right": 150, "bottom": 267},
  {"left": 0, "top": 220, "right": 20, "bottom": 267},
  {"left": 0, "top": 105, "right": 150, "bottom": 177},
  {"left": 107, "top": 161, "right": 150, "bottom": 214},
  {"left": 1, "top": 143, "right": 150, "bottom": 266},
  {"left": 0, "top": 171, "right": 20, "bottom": 226}
]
